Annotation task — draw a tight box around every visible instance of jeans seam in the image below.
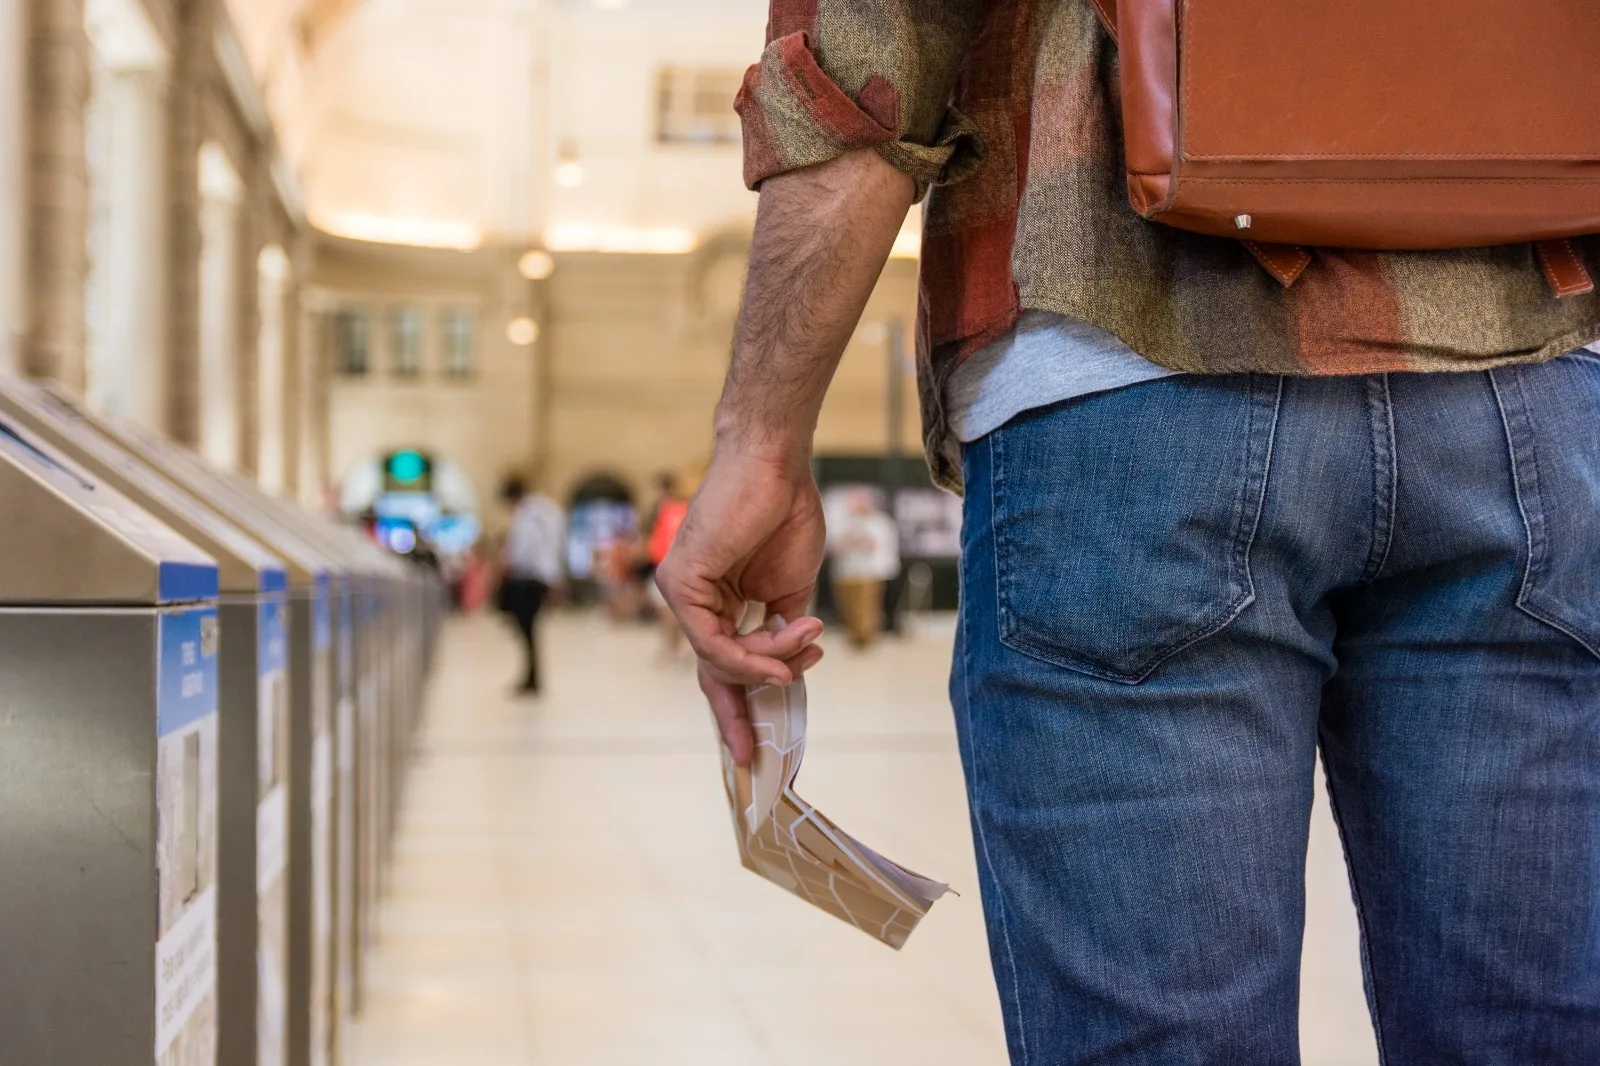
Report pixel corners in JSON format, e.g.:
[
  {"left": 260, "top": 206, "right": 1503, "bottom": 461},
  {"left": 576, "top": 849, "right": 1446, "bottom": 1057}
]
[
  {"left": 1317, "top": 757, "right": 1392, "bottom": 1066},
  {"left": 1360, "top": 376, "right": 1398, "bottom": 584},
  {"left": 968, "top": 451, "right": 1031, "bottom": 1066},
  {"left": 991, "top": 426, "right": 1012, "bottom": 651},
  {"left": 1238, "top": 375, "right": 1286, "bottom": 591}
]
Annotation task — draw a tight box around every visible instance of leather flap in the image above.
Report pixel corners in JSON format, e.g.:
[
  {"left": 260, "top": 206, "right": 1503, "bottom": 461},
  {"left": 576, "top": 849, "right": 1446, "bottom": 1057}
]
[
  {"left": 1536, "top": 239, "right": 1597, "bottom": 299},
  {"left": 1243, "top": 242, "right": 1313, "bottom": 288}
]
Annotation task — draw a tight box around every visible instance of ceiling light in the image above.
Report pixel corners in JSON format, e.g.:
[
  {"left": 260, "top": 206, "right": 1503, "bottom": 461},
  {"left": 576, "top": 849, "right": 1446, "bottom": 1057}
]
[
  {"left": 592, "top": 0, "right": 630, "bottom": 8},
  {"left": 544, "top": 224, "right": 697, "bottom": 255},
  {"left": 506, "top": 317, "right": 540, "bottom": 346},
  {"left": 518, "top": 250, "right": 556, "bottom": 281},
  {"left": 316, "top": 210, "right": 482, "bottom": 251}
]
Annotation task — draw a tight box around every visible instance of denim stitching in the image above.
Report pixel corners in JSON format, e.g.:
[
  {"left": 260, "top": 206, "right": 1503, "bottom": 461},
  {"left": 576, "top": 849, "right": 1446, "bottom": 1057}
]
[
  {"left": 1235, "top": 375, "right": 1285, "bottom": 593},
  {"left": 1360, "top": 376, "right": 1399, "bottom": 584},
  {"left": 1317, "top": 756, "right": 1392, "bottom": 1066},
  {"left": 994, "top": 378, "right": 1282, "bottom": 684},
  {"left": 1225, "top": 374, "right": 1265, "bottom": 597},
  {"left": 992, "top": 426, "right": 1014, "bottom": 651},
  {"left": 967, "top": 441, "right": 1031, "bottom": 1066},
  {"left": 1489, "top": 368, "right": 1600, "bottom": 659}
]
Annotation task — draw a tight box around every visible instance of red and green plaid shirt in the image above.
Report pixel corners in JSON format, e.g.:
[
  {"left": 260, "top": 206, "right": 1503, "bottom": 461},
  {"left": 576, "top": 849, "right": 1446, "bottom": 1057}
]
[{"left": 734, "top": 0, "right": 1600, "bottom": 489}]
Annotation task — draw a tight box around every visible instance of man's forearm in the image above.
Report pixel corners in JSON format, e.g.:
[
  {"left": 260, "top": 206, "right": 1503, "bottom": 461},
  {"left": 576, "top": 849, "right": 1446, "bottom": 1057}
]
[{"left": 715, "top": 149, "right": 916, "bottom": 458}]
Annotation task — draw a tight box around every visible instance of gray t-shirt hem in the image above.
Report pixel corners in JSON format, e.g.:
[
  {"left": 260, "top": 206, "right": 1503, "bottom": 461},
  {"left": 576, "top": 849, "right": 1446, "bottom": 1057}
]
[{"left": 945, "top": 310, "right": 1180, "bottom": 444}]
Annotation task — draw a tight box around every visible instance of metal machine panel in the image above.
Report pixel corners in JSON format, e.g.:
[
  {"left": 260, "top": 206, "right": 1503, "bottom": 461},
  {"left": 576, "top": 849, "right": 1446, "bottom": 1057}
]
[
  {"left": 0, "top": 401, "right": 222, "bottom": 1063},
  {"left": 0, "top": 600, "right": 221, "bottom": 1066},
  {"left": 28, "top": 385, "right": 438, "bottom": 1058},
  {"left": 0, "top": 407, "right": 216, "bottom": 603},
  {"left": 62, "top": 409, "right": 350, "bottom": 1066},
  {"left": 166, "top": 462, "right": 402, "bottom": 1031},
  {"left": 0, "top": 377, "right": 282, "bottom": 593},
  {"left": 0, "top": 378, "right": 298, "bottom": 1066}
]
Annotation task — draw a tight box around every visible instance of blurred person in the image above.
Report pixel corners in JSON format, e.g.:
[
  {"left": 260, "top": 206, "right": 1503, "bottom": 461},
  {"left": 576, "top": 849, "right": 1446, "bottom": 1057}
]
[
  {"left": 656, "top": 3, "right": 1600, "bottom": 1060},
  {"left": 645, "top": 473, "right": 690, "bottom": 658},
  {"left": 498, "top": 476, "right": 565, "bottom": 696},
  {"left": 455, "top": 544, "right": 494, "bottom": 614},
  {"left": 598, "top": 526, "right": 646, "bottom": 623},
  {"left": 827, "top": 490, "right": 899, "bottom": 649}
]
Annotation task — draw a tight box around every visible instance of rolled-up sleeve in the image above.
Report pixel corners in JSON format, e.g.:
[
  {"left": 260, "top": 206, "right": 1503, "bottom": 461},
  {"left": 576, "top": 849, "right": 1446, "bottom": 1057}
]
[{"left": 735, "top": 1, "right": 985, "bottom": 196}]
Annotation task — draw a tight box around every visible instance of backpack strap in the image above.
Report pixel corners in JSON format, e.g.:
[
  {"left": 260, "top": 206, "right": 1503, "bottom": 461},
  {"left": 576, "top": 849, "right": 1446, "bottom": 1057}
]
[
  {"left": 1088, "top": 0, "right": 1119, "bottom": 40},
  {"left": 1534, "top": 239, "right": 1596, "bottom": 299}
]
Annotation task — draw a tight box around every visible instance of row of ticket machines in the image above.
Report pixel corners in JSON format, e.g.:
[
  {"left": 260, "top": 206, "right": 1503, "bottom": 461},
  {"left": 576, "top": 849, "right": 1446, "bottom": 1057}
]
[{"left": 0, "top": 374, "right": 444, "bottom": 1066}]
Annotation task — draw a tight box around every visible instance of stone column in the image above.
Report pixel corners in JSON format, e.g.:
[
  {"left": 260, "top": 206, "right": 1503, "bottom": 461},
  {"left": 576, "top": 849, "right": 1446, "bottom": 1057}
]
[
  {"left": 0, "top": 0, "right": 27, "bottom": 374},
  {"left": 280, "top": 235, "right": 311, "bottom": 500},
  {"left": 255, "top": 243, "right": 290, "bottom": 492},
  {"left": 298, "top": 289, "right": 332, "bottom": 507},
  {"left": 25, "top": 0, "right": 91, "bottom": 389},
  {"left": 165, "top": 0, "right": 210, "bottom": 445},
  {"left": 85, "top": 64, "right": 170, "bottom": 427},
  {"left": 197, "top": 140, "right": 242, "bottom": 469},
  {"left": 233, "top": 167, "right": 264, "bottom": 478}
]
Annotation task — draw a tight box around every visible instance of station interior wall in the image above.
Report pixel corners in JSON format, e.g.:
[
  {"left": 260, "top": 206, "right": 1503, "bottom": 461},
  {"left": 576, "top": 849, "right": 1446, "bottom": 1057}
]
[{"left": 2, "top": 0, "right": 924, "bottom": 528}]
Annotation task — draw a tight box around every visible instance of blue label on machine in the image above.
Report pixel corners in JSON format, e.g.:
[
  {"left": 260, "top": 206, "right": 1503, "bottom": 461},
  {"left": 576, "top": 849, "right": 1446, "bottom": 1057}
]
[
  {"left": 260, "top": 594, "right": 289, "bottom": 676},
  {"left": 158, "top": 561, "right": 221, "bottom": 606},
  {"left": 158, "top": 606, "right": 220, "bottom": 738},
  {"left": 314, "top": 572, "right": 332, "bottom": 652}
]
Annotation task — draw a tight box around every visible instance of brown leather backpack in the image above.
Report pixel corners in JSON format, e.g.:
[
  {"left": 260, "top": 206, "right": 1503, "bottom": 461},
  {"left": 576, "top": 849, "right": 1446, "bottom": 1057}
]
[{"left": 1090, "top": 0, "right": 1600, "bottom": 297}]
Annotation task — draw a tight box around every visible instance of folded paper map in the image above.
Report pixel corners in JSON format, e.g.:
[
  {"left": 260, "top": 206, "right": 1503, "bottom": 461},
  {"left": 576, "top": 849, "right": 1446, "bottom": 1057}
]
[{"left": 721, "top": 672, "right": 949, "bottom": 949}]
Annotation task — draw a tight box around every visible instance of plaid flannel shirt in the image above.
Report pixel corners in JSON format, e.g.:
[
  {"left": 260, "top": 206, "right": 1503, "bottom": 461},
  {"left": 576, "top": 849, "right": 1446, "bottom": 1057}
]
[{"left": 734, "top": 0, "right": 1600, "bottom": 490}]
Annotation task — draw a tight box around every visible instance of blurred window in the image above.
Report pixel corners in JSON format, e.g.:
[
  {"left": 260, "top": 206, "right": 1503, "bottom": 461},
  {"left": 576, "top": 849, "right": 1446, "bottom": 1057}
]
[
  {"left": 390, "top": 307, "right": 424, "bottom": 378},
  {"left": 335, "top": 309, "right": 371, "bottom": 376},
  {"left": 656, "top": 68, "right": 744, "bottom": 145},
  {"left": 442, "top": 308, "right": 477, "bottom": 379}
]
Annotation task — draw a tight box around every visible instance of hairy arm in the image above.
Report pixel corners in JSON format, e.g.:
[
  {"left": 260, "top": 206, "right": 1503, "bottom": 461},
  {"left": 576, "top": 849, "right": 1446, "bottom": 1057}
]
[
  {"left": 655, "top": 148, "right": 915, "bottom": 763},
  {"left": 718, "top": 149, "right": 916, "bottom": 452}
]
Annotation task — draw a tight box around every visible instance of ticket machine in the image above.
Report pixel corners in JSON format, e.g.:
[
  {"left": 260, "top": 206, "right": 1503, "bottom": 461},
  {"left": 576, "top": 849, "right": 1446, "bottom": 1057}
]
[
  {"left": 0, "top": 411, "right": 221, "bottom": 1066},
  {"left": 25, "top": 390, "right": 349, "bottom": 1066},
  {"left": 0, "top": 375, "right": 295, "bottom": 1066}
]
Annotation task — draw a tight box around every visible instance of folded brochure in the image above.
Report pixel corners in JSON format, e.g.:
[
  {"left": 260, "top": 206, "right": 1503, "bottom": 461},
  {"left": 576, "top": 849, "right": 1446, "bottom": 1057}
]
[{"left": 721, "top": 671, "right": 949, "bottom": 949}]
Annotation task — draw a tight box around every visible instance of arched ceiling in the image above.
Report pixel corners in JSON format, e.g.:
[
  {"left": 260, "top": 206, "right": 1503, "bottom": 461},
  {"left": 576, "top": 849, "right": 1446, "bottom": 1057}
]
[{"left": 227, "top": 0, "right": 770, "bottom": 250}]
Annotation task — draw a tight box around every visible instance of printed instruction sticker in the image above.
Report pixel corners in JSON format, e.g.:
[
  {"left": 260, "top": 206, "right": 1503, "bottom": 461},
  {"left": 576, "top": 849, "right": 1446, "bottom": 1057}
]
[
  {"left": 310, "top": 730, "right": 334, "bottom": 1066},
  {"left": 156, "top": 606, "right": 220, "bottom": 1066},
  {"left": 155, "top": 885, "right": 217, "bottom": 1057},
  {"left": 257, "top": 592, "right": 291, "bottom": 1066}
]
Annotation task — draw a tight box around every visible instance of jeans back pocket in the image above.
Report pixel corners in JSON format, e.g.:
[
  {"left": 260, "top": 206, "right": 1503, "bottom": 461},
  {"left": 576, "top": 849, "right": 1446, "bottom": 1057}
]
[
  {"left": 1496, "top": 354, "right": 1600, "bottom": 661},
  {"left": 990, "top": 375, "right": 1282, "bottom": 684}
]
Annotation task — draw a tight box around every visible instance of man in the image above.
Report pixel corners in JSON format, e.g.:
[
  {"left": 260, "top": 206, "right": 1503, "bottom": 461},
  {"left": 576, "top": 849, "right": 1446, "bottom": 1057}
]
[
  {"left": 827, "top": 489, "right": 900, "bottom": 649},
  {"left": 656, "top": 3, "right": 1600, "bottom": 1061},
  {"left": 499, "top": 475, "right": 565, "bottom": 696}
]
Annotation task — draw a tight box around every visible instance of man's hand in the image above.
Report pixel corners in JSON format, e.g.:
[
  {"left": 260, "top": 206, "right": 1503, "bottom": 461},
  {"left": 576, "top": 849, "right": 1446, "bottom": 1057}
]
[
  {"left": 655, "top": 148, "right": 915, "bottom": 766},
  {"left": 655, "top": 449, "right": 826, "bottom": 765}
]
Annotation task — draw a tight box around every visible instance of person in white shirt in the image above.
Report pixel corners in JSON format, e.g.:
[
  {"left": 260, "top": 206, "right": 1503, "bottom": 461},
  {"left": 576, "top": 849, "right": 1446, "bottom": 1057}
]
[
  {"left": 827, "top": 489, "right": 900, "bottom": 650},
  {"left": 499, "top": 476, "right": 566, "bottom": 695}
]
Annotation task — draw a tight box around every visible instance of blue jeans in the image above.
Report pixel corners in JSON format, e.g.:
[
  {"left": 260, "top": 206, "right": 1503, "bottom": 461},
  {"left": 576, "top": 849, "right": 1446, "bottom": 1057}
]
[{"left": 953, "top": 354, "right": 1600, "bottom": 1063}]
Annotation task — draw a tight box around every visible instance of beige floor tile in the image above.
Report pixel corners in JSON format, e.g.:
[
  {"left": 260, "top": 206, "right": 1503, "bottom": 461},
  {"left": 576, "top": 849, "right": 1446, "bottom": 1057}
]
[{"left": 342, "top": 611, "right": 1377, "bottom": 1066}]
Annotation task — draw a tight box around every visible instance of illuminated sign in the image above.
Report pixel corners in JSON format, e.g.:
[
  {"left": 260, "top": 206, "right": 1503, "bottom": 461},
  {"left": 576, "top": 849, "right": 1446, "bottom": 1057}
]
[{"left": 382, "top": 449, "right": 433, "bottom": 492}]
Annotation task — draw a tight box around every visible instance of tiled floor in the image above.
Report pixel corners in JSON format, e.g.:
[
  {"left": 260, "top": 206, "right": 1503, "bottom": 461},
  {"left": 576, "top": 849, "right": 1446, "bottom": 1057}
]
[{"left": 343, "top": 611, "right": 1379, "bottom": 1066}]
